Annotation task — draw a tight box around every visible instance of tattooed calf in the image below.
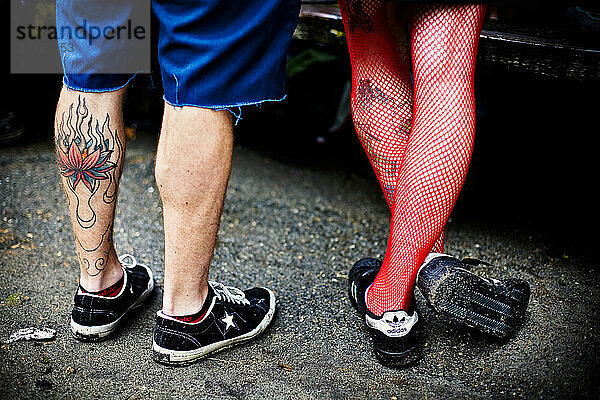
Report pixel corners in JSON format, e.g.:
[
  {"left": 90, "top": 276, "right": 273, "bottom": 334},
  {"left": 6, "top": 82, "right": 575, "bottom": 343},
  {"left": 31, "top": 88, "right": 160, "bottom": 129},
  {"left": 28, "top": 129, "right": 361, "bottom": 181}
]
[
  {"left": 55, "top": 96, "right": 123, "bottom": 229},
  {"left": 355, "top": 79, "right": 412, "bottom": 140},
  {"left": 355, "top": 122, "right": 398, "bottom": 178}
]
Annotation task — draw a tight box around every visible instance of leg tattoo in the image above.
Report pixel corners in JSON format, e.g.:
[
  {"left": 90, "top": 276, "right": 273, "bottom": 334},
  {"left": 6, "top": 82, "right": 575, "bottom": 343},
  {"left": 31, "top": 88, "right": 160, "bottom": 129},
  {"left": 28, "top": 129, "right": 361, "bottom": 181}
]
[
  {"left": 55, "top": 93, "right": 125, "bottom": 281},
  {"left": 56, "top": 96, "right": 122, "bottom": 229}
]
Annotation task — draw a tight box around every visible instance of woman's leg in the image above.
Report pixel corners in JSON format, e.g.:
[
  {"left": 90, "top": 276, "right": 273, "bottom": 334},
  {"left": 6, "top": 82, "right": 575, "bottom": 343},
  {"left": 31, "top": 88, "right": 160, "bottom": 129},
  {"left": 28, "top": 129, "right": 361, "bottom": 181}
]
[
  {"left": 339, "top": 0, "right": 446, "bottom": 252},
  {"left": 366, "top": 4, "right": 486, "bottom": 315},
  {"left": 338, "top": 0, "right": 413, "bottom": 208}
]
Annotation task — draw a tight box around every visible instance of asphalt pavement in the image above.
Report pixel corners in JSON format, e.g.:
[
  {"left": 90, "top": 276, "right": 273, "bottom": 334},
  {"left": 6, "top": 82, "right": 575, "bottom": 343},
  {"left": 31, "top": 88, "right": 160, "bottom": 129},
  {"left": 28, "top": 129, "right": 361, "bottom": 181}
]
[{"left": 0, "top": 131, "right": 599, "bottom": 399}]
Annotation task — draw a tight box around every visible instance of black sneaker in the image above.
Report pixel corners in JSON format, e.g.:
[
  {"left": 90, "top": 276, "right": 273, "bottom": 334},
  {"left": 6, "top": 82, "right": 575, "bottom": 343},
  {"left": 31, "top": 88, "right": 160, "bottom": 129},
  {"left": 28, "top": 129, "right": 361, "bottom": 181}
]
[
  {"left": 70, "top": 254, "right": 155, "bottom": 341},
  {"left": 416, "top": 253, "right": 530, "bottom": 339},
  {"left": 348, "top": 258, "right": 421, "bottom": 367},
  {"left": 152, "top": 281, "right": 276, "bottom": 366}
]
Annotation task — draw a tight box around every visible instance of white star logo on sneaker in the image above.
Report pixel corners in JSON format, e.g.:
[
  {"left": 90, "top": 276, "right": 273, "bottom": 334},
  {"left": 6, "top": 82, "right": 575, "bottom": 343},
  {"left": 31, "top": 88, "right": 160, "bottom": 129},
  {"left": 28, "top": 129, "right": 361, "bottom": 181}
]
[{"left": 221, "top": 311, "right": 237, "bottom": 333}]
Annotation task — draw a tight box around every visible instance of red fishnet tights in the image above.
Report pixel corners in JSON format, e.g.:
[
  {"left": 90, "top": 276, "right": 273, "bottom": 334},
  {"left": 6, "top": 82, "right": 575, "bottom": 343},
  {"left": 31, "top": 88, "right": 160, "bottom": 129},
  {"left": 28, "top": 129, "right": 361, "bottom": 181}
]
[
  {"left": 339, "top": 1, "right": 486, "bottom": 315},
  {"left": 340, "top": 0, "right": 447, "bottom": 253}
]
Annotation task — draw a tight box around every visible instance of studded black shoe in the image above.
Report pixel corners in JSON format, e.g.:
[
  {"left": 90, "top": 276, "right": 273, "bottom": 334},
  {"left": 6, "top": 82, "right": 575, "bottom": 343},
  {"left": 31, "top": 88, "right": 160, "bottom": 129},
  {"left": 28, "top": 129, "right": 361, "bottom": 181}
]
[{"left": 416, "top": 253, "right": 530, "bottom": 339}]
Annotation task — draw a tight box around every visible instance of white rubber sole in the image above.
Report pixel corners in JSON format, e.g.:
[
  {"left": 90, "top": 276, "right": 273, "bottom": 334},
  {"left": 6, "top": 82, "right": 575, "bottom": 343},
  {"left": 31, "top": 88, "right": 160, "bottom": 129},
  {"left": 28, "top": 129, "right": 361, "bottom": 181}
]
[
  {"left": 152, "top": 288, "right": 276, "bottom": 366},
  {"left": 70, "top": 264, "right": 155, "bottom": 341}
]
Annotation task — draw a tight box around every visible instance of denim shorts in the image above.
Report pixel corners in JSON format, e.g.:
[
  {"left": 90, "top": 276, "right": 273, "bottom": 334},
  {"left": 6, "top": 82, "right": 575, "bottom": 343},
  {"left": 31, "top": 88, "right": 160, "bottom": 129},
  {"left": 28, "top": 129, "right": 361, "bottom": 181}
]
[{"left": 57, "top": 0, "right": 300, "bottom": 118}]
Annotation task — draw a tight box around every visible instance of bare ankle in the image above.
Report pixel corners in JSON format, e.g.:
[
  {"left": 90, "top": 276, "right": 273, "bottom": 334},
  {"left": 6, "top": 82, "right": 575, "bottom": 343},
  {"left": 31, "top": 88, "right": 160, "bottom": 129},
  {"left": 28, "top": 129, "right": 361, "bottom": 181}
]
[
  {"left": 79, "top": 259, "right": 124, "bottom": 292},
  {"left": 162, "top": 284, "right": 209, "bottom": 316}
]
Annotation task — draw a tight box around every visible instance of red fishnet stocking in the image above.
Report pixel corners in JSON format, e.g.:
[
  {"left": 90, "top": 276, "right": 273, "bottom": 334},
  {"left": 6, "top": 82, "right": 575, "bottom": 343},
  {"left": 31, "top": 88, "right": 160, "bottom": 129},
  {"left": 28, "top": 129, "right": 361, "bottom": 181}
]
[
  {"left": 339, "top": 0, "right": 412, "bottom": 207},
  {"left": 340, "top": 2, "right": 486, "bottom": 315},
  {"left": 339, "top": 0, "right": 446, "bottom": 253},
  {"left": 367, "top": 4, "right": 486, "bottom": 315}
]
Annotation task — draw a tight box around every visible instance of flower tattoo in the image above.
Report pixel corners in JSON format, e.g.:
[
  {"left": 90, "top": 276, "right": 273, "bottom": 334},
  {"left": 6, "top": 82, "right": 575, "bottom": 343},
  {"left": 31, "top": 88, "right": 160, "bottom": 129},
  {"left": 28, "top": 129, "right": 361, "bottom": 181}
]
[{"left": 58, "top": 138, "right": 116, "bottom": 192}]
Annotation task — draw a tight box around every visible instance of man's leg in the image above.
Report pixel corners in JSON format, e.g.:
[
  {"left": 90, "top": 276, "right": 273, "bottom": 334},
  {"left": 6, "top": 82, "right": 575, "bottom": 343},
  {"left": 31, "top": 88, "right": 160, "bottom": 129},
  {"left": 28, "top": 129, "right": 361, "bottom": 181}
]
[
  {"left": 155, "top": 105, "right": 232, "bottom": 316},
  {"left": 150, "top": 0, "right": 295, "bottom": 365},
  {"left": 56, "top": 87, "right": 154, "bottom": 341},
  {"left": 152, "top": 105, "right": 276, "bottom": 365},
  {"left": 55, "top": 87, "right": 125, "bottom": 292}
]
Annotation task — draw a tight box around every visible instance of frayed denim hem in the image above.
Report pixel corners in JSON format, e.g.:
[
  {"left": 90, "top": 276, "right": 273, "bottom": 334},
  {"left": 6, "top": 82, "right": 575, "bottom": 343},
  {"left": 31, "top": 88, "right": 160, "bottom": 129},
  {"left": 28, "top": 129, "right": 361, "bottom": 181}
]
[
  {"left": 162, "top": 94, "right": 288, "bottom": 126},
  {"left": 62, "top": 74, "right": 137, "bottom": 93}
]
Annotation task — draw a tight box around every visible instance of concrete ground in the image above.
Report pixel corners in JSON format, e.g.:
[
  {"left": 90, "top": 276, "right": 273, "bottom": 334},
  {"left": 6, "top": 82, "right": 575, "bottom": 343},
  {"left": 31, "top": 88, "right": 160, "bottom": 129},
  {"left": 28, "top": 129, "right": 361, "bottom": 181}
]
[{"left": 0, "top": 131, "right": 599, "bottom": 399}]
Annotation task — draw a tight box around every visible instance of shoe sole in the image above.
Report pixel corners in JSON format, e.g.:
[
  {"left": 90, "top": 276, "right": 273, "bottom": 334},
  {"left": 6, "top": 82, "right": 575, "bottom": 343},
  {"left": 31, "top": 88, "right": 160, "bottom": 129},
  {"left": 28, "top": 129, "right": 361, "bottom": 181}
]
[
  {"left": 423, "top": 269, "right": 529, "bottom": 339},
  {"left": 152, "top": 288, "right": 277, "bottom": 366},
  {"left": 374, "top": 342, "right": 421, "bottom": 368},
  {"left": 70, "top": 265, "right": 155, "bottom": 342}
]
